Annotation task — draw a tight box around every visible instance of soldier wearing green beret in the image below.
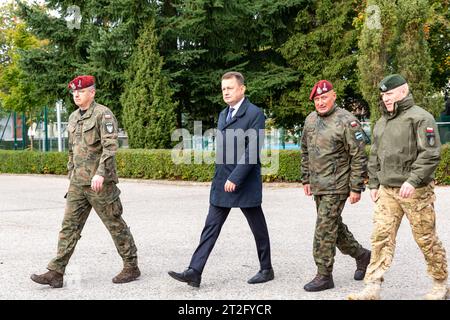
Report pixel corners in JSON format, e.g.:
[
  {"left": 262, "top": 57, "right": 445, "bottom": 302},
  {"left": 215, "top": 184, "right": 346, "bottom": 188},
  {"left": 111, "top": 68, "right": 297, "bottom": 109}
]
[
  {"left": 30, "top": 75, "right": 140, "bottom": 288},
  {"left": 348, "top": 74, "right": 449, "bottom": 300}
]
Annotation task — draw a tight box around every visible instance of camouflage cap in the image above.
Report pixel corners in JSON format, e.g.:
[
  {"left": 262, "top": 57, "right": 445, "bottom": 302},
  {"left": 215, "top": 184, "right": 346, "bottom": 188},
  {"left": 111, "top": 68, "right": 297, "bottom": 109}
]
[
  {"left": 68, "top": 75, "right": 95, "bottom": 91},
  {"left": 379, "top": 74, "right": 407, "bottom": 92}
]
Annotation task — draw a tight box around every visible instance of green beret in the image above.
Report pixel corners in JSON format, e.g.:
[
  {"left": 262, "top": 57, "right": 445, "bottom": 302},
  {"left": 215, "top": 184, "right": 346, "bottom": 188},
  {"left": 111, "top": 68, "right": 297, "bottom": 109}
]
[{"left": 379, "top": 74, "right": 407, "bottom": 92}]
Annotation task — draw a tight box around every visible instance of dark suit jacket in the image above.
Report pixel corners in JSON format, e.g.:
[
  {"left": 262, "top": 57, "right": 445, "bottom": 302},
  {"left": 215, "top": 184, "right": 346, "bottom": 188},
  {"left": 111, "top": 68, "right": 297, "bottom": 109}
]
[{"left": 209, "top": 97, "right": 265, "bottom": 208}]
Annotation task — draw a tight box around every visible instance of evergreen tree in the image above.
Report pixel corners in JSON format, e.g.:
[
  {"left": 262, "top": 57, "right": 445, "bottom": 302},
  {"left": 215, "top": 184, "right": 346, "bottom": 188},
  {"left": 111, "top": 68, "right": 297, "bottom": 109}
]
[
  {"left": 159, "top": 0, "right": 303, "bottom": 129},
  {"left": 357, "top": 0, "right": 438, "bottom": 121},
  {"left": 356, "top": 0, "right": 397, "bottom": 122},
  {"left": 16, "top": 0, "right": 154, "bottom": 122},
  {"left": 427, "top": 0, "right": 449, "bottom": 96},
  {"left": 396, "top": 0, "right": 433, "bottom": 110},
  {"left": 279, "top": 0, "right": 367, "bottom": 127},
  {"left": 121, "top": 18, "right": 177, "bottom": 148}
]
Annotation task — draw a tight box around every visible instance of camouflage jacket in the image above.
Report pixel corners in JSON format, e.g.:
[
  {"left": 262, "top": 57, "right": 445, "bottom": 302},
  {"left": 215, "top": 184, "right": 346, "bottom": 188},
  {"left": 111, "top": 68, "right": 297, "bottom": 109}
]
[
  {"left": 67, "top": 101, "right": 119, "bottom": 186},
  {"left": 301, "top": 105, "right": 368, "bottom": 195},
  {"left": 368, "top": 94, "right": 441, "bottom": 189}
]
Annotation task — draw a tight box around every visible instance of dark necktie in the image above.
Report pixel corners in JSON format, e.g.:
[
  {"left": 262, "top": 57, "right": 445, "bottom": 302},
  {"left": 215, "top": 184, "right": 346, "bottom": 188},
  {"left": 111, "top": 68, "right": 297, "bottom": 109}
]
[{"left": 226, "top": 107, "right": 235, "bottom": 123}]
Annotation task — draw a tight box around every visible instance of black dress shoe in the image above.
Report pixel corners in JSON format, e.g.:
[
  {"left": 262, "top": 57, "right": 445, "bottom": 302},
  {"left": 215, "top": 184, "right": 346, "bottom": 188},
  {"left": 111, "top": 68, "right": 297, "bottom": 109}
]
[
  {"left": 247, "top": 269, "right": 274, "bottom": 284},
  {"left": 168, "top": 268, "right": 201, "bottom": 287},
  {"left": 304, "top": 274, "right": 334, "bottom": 292},
  {"left": 354, "top": 249, "right": 371, "bottom": 280}
]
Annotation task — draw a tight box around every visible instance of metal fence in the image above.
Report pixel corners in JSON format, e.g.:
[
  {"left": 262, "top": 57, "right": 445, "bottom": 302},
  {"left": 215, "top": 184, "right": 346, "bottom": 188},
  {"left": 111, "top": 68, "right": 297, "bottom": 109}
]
[{"left": 1, "top": 108, "right": 450, "bottom": 151}]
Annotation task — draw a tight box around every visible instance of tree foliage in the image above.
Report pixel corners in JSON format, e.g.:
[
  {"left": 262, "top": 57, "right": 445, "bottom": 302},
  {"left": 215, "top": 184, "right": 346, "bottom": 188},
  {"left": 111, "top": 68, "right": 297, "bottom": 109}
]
[
  {"left": 16, "top": 0, "right": 155, "bottom": 121},
  {"left": 159, "top": 0, "right": 303, "bottom": 129},
  {"left": 357, "top": 0, "right": 441, "bottom": 121},
  {"left": 0, "top": 3, "right": 46, "bottom": 114},
  {"left": 278, "top": 0, "right": 367, "bottom": 127},
  {"left": 121, "top": 18, "right": 177, "bottom": 148}
]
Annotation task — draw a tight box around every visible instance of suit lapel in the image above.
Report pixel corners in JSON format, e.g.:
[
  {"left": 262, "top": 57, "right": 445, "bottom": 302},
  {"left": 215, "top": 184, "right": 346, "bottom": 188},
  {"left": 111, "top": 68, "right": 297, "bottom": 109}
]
[{"left": 221, "top": 97, "right": 249, "bottom": 130}]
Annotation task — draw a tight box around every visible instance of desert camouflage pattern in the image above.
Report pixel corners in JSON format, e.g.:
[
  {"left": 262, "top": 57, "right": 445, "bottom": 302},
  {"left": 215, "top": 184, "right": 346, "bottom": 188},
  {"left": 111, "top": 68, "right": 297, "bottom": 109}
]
[
  {"left": 301, "top": 105, "right": 368, "bottom": 195},
  {"left": 364, "top": 184, "right": 448, "bottom": 283},
  {"left": 313, "top": 194, "right": 364, "bottom": 276}
]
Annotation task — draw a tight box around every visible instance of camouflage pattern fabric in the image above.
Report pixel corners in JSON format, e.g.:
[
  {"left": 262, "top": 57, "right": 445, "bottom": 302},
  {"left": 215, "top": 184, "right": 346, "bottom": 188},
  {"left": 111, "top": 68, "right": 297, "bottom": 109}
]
[
  {"left": 365, "top": 184, "right": 448, "bottom": 283},
  {"left": 47, "top": 101, "right": 138, "bottom": 275},
  {"left": 48, "top": 183, "right": 138, "bottom": 274},
  {"left": 67, "top": 101, "right": 119, "bottom": 186},
  {"left": 301, "top": 105, "right": 368, "bottom": 195},
  {"left": 313, "top": 194, "right": 363, "bottom": 276}
]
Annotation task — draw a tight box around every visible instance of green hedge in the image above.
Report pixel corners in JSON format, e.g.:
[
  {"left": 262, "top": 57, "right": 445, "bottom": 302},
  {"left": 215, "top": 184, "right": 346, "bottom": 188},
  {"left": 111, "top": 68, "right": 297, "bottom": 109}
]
[{"left": 1, "top": 146, "right": 449, "bottom": 184}]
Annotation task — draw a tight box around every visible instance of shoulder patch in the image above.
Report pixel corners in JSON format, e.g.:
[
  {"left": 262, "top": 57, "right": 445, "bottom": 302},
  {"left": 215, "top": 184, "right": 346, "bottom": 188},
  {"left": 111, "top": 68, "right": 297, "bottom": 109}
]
[
  {"left": 104, "top": 114, "right": 112, "bottom": 119},
  {"left": 105, "top": 122, "right": 114, "bottom": 133},
  {"left": 426, "top": 127, "right": 436, "bottom": 146}
]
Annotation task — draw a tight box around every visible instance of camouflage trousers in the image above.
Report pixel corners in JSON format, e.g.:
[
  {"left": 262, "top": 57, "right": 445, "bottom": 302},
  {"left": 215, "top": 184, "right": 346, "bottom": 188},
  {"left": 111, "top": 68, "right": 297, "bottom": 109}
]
[
  {"left": 365, "top": 184, "right": 448, "bottom": 283},
  {"left": 313, "top": 194, "right": 363, "bottom": 276},
  {"left": 47, "top": 183, "right": 138, "bottom": 274}
]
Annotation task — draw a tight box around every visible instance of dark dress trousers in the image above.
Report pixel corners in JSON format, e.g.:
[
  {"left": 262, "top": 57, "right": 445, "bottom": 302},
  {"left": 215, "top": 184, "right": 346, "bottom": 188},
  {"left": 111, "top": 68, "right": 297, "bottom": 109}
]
[{"left": 189, "top": 97, "right": 272, "bottom": 273}]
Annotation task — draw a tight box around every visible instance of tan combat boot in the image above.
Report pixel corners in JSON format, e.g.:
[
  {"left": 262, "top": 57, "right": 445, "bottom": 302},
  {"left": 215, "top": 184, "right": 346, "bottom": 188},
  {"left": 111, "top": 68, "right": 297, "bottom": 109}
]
[
  {"left": 423, "top": 279, "right": 448, "bottom": 300},
  {"left": 112, "top": 266, "right": 141, "bottom": 284},
  {"left": 347, "top": 282, "right": 381, "bottom": 300},
  {"left": 30, "top": 270, "right": 64, "bottom": 288}
]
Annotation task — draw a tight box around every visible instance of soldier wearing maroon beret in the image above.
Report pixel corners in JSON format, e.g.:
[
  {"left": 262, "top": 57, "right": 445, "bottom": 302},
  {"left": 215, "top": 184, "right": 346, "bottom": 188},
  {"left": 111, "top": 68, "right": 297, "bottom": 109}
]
[
  {"left": 301, "top": 79, "right": 371, "bottom": 292},
  {"left": 31, "top": 75, "right": 140, "bottom": 288}
]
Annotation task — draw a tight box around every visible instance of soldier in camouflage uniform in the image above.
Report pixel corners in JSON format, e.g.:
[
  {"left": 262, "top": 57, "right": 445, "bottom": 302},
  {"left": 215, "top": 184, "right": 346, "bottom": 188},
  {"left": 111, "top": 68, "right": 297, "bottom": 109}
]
[
  {"left": 348, "top": 74, "right": 449, "bottom": 300},
  {"left": 31, "top": 75, "right": 140, "bottom": 288},
  {"left": 301, "top": 80, "right": 371, "bottom": 292}
]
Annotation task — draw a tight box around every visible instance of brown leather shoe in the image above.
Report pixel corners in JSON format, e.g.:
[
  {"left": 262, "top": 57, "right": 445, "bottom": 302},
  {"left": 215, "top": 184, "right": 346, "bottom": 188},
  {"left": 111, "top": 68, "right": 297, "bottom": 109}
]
[
  {"left": 354, "top": 249, "right": 371, "bottom": 280},
  {"left": 112, "top": 266, "right": 141, "bottom": 284},
  {"left": 30, "top": 270, "right": 64, "bottom": 288},
  {"left": 304, "top": 274, "right": 334, "bottom": 292}
]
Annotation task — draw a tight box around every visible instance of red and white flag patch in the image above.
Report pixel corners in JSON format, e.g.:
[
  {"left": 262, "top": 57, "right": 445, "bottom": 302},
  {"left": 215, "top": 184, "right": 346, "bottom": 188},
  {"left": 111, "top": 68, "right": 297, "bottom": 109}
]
[{"left": 426, "top": 127, "right": 434, "bottom": 133}]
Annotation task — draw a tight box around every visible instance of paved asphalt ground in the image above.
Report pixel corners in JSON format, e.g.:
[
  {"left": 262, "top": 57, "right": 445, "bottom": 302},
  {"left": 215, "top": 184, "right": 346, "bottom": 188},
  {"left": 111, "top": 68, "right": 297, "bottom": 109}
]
[{"left": 1, "top": 174, "right": 449, "bottom": 300}]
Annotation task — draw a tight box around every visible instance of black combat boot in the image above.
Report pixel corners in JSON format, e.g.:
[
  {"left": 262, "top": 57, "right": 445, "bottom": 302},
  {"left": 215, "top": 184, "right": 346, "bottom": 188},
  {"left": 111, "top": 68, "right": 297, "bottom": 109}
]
[
  {"left": 354, "top": 249, "right": 371, "bottom": 280},
  {"left": 112, "top": 266, "right": 141, "bottom": 283},
  {"left": 31, "top": 270, "right": 64, "bottom": 288},
  {"left": 168, "top": 268, "right": 201, "bottom": 288},
  {"left": 304, "top": 274, "right": 334, "bottom": 292}
]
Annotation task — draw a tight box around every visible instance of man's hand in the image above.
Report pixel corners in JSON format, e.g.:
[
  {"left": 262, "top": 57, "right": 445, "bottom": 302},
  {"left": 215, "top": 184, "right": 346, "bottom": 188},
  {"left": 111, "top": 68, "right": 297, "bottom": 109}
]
[
  {"left": 399, "top": 181, "right": 415, "bottom": 198},
  {"left": 370, "top": 189, "right": 379, "bottom": 202},
  {"left": 348, "top": 191, "right": 361, "bottom": 204},
  {"left": 91, "top": 175, "right": 104, "bottom": 192},
  {"left": 224, "top": 180, "right": 236, "bottom": 192},
  {"left": 303, "top": 184, "right": 312, "bottom": 196}
]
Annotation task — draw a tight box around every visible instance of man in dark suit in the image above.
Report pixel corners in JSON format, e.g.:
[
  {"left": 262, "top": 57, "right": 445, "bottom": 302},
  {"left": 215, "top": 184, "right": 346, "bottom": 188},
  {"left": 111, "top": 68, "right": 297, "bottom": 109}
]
[{"left": 168, "top": 71, "right": 274, "bottom": 287}]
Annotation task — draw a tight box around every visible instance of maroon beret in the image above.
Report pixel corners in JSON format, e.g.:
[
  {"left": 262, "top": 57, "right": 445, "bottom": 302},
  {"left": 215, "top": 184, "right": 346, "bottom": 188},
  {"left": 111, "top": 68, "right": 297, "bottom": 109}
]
[
  {"left": 309, "top": 80, "right": 333, "bottom": 100},
  {"left": 68, "top": 75, "right": 95, "bottom": 90}
]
